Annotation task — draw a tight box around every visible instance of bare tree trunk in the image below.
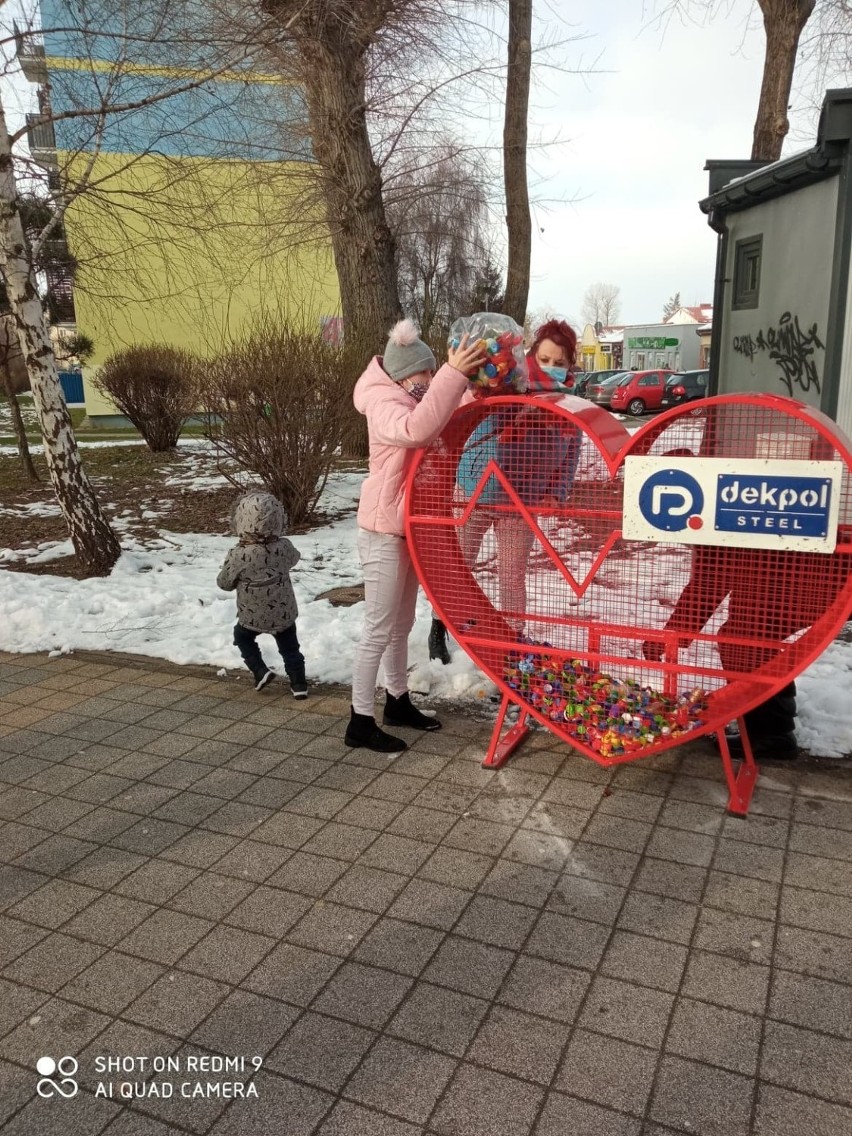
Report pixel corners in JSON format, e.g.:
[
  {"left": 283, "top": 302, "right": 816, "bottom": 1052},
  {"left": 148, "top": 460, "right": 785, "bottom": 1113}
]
[
  {"left": 1, "top": 370, "right": 39, "bottom": 482},
  {"left": 301, "top": 44, "right": 402, "bottom": 347},
  {"left": 752, "top": 0, "right": 816, "bottom": 162},
  {"left": 502, "top": 0, "right": 533, "bottom": 325},
  {"left": 0, "top": 102, "right": 120, "bottom": 574}
]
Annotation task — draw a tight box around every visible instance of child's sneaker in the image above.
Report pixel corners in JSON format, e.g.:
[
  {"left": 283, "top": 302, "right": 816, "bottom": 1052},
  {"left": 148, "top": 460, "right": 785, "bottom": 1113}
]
[
  {"left": 254, "top": 670, "right": 275, "bottom": 692},
  {"left": 291, "top": 681, "right": 308, "bottom": 700}
]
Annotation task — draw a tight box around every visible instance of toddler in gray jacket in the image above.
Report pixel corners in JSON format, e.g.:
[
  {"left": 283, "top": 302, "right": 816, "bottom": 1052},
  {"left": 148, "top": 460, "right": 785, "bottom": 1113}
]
[{"left": 217, "top": 492, "right": 307, "bottom": 696}]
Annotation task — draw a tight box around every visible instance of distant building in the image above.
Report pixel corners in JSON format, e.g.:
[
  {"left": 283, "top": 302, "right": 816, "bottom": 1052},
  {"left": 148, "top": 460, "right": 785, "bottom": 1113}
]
[
  {"left": 664, "top": 303, "right": 713, "bottom": 326},
  {"left": 696, "top": 323, "right": 712, "bottom": 368},
  {"left": 700, "top": 87, "right": 852, "bottom": 439},
  {"left": 622, "top": 322, "right": 703, "bottom": 372},
  {"left": 578, "top": 324, "right": 623, "bottom": 371},
  {"left": 578, "top": 313, "right": 711, "bottom": 374}
]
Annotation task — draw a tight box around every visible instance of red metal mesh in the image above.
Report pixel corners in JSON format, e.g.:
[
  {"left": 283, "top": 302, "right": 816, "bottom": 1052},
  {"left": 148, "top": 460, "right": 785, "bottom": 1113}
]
[{"left": 405, "top": 394, "right": 852, "bottom": 766}]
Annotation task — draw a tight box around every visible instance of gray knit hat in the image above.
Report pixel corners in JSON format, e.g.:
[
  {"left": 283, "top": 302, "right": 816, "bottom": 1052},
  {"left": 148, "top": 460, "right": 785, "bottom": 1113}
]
[{"left": 383, "top": 318, "right": 437, "bottom": 382}]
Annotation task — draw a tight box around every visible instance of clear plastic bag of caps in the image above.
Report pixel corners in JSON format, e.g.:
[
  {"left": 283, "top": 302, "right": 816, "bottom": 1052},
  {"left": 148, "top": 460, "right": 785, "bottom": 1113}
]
[{"left": 448, "top": 312, "right": 528, "bottom": 398}]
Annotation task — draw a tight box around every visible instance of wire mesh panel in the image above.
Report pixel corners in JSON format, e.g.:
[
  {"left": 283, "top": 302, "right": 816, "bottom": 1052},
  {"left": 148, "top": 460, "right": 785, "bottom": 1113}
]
[{"left": 406, "top": 393, "right": 852, "bottom": 779}]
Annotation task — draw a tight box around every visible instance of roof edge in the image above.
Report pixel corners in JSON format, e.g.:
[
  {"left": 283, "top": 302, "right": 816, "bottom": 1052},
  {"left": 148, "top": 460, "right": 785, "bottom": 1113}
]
[{"left": 700, "top": 88, "right": 852, "bottom": 216}]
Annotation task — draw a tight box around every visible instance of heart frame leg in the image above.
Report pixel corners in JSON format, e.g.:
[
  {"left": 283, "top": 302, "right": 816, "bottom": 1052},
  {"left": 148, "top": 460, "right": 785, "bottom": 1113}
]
[
  {"left": 717, "top": 717, "right": 759, "bottom": 817},
  {"left": 483, "top": 693, "right": 531, "bottom": 769}
]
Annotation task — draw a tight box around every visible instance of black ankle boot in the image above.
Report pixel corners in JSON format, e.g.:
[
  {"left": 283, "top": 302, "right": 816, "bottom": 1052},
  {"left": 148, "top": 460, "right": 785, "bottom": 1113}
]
[
  {"left": 428, "top": 618, "right": 451, "bottom": 665},
  {"left": 345, "top": 708, "right": 407, "bottom": 752},
  {"left": 384, "top": 691, "right": 442, "bottom": 731},
  {"left": 718, "top": 723, "right": 798, "bottom": 761}
]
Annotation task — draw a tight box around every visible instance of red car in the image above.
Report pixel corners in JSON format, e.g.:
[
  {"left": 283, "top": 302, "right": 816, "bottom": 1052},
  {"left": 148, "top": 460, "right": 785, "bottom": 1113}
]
[{"left": 608, "top": 369, "right": 673, "bottom": 416}]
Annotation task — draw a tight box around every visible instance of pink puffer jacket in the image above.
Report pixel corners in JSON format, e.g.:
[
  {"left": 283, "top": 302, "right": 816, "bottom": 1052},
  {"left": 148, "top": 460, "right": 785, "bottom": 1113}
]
[{"left": 354, "top": 356, "right": 469, "bottom": 536}]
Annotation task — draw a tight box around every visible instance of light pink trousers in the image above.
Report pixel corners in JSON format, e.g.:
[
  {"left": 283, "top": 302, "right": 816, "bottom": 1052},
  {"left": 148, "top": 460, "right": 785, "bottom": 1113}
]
[
  {"left": 351, "top": 529, "right": 420, "bottom": 715},
  {"left": 459, "top": 511, "right": 535, "bottom": 631}
]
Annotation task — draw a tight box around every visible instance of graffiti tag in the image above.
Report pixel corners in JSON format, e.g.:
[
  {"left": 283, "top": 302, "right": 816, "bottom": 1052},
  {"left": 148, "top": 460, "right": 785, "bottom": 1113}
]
[{"left": 732, "top": 312, "right": 824, "bottom": 396}]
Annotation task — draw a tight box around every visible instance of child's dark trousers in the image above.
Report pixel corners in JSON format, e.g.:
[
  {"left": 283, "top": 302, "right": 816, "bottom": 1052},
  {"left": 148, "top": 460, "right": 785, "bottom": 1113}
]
[{"left": 233, "top": 623, "right": 306, "bottom": 684}]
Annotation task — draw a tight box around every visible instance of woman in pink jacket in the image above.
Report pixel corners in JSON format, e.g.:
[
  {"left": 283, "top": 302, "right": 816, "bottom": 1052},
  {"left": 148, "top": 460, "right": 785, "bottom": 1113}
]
[{"left": 346, "top": 319, "right": 485, "bottom": 752}]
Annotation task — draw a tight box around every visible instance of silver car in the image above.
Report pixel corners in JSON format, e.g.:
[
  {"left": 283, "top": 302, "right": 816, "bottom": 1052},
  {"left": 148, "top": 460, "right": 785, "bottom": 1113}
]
[{"left": 585, "top": 372, "right": 631, "bottom": 407}]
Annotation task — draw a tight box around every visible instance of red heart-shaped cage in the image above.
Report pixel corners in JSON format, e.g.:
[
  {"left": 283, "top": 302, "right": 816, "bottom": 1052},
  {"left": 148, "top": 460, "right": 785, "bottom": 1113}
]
[{"left": 405, "top": 393, "right": 852, "bottom": 787}]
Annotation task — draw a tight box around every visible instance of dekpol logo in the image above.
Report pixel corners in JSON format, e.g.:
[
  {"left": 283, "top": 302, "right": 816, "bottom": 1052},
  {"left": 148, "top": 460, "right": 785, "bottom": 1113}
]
[
  {"left": 623, "top": 456, "right": 842, "bottom": 552},
  {"left": 637, "top": 468, "right": 705, "bottom": 533}
]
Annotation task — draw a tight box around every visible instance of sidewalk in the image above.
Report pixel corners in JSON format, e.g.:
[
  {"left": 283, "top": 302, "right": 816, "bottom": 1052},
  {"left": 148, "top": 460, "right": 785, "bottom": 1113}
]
[{"left": 0, "top": 649, "right": 850, "bottom": 1136}]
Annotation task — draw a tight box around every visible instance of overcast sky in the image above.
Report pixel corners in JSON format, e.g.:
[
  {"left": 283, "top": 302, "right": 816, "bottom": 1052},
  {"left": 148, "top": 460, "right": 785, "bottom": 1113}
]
[
  {"left": 2, "top": 0, "right": 847, "bottom": 331},
  {"left": 518, "top": 0, "right": 843, "bottom": 326}
]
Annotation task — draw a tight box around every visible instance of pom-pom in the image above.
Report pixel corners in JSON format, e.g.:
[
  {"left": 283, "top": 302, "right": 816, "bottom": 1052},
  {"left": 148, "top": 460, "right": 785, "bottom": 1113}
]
[{"left": 388, "top": 318, "right": 421, "bottom": 348}]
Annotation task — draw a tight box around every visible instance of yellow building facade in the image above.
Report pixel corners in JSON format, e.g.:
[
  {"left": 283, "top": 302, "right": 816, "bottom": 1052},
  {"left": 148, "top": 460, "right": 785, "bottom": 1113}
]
[
  {"left": 578, "top": 323, "right": 623, "bottom": 372},
  {"left": 68, "top": 153, "right": 339, "bottom": 422},
  {"left": 27, "top": 3, "right": 340, "bottom": 424}
]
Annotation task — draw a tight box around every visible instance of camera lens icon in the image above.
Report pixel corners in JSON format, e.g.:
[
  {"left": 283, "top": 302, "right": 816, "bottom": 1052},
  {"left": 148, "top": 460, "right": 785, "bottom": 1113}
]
[{"left": 36, "top": 1055, "right": 79, "bottom": 1099}]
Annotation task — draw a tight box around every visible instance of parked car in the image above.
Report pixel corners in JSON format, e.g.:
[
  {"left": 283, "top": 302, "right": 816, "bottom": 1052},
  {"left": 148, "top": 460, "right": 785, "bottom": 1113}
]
[
  {"left": 608, "top": 369, "right": 674, "bottom": 415},
  {"left": 659, "top": 369, "right": 710, "bottom": 409},
  {"left": 584, "top": 372, "right": 631, "bottom": 407},
  {"left": 574, "top": 369, "right": 622, "bottom": 397}
]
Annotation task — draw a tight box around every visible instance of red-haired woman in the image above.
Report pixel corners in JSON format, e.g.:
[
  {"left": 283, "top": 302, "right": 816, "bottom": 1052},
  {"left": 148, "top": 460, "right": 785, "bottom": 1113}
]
[
  {"left": 429, "top": 319, "right": 584, "bottom": 655},
  {"left": 525, "top": 318, "right": 578, "bottom": 392}
]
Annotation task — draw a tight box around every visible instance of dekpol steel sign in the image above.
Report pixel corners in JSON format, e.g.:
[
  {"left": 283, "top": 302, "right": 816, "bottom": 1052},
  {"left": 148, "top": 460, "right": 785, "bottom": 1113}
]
[{"left": 623, "top": 457, "right": 843, "bottom": 551}]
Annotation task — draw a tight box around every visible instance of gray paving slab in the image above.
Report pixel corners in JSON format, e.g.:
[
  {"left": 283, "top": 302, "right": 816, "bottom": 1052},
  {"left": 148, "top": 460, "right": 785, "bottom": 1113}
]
[
  {"left": 342, "top": 1036, "right": 456, "bottom": 1123},
  {"left": 753, "top": 1085, "right": 852, "bottom": 1136},
  {"left": 316, "top": 1101, "right": 423, "bottom": 1136},
  {"left": 468, "top": 1006, "right": 568, "bottom": 1087},
  {"left": 555, "top": 1028, "right": 657, "bottom": 1116},
  {"left": 648, "top": 1055, "right": 754, "bottom": 1136},
  {"left": 536, "top": 1092, "right": 641, "bottom": 1136},
  {"left": 265, "top": 1011, "right": 376, "bottom": 1091},
  {"left": 2, "top": 649, "right": 852, "bottom": 1136},
  {"left": 429, "top": 1062, "right": 544, "bottom": 1136}
]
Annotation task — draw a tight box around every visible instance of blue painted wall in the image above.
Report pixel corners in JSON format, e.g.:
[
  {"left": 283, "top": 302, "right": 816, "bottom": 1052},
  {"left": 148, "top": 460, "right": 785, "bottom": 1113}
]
[
  {"left": 38, "top": 0, "right": 310, "bottom": 162},
  {"left": 41, "top": 0, "right": 239, "bottom": 71},
  {"left": 49, "top": 68, "right": 310, "bottom": 161}
]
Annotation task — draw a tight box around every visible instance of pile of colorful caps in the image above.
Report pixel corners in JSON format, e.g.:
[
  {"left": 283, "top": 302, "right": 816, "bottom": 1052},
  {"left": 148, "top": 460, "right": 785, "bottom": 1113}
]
[
  {"left": 503, "top": 647, "right": 708, "bottom": 757},
  {"left": 448, "top": 312, "right": 528, "bottom": 398}
]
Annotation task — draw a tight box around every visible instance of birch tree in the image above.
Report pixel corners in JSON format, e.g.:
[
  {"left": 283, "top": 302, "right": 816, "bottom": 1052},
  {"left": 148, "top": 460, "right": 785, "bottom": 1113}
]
[
  {"left": 0, "top": 319, "right": 39, "bottom": 481},
  {"left": 0, "top": 2, "right": 260, "bottom": 571},
  {"left": 0, "top": 94, "right": 120, "bottom": 569}
]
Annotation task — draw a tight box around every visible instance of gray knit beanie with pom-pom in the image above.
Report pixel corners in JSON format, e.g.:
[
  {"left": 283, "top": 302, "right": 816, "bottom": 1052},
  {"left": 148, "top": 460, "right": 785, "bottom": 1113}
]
[
  {"left": 232, "top": 492, "right": 286, "bottom": 543},
  {"left": 383, "top": 318, "right": 437, "bottom": 382}
]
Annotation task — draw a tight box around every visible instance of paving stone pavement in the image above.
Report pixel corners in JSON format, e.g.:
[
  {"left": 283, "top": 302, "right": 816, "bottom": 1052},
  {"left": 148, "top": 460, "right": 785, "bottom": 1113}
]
[{"left": 1, "top": 649, "right": 851, "bottom": 1136}]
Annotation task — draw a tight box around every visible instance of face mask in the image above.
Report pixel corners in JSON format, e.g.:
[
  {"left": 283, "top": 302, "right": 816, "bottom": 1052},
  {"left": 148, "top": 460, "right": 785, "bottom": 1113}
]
[
  {"left": 405, "top": 381, "right": 429, "bottom": 402},
  {"left": 542, "top": 366, "right": 568, "bottom": 384}
]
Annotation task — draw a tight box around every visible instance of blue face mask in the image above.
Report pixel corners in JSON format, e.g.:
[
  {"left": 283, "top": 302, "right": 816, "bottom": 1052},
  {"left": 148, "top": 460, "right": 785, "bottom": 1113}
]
[{"left": 542, "top": 366, "right": 568, "bottom": 384}]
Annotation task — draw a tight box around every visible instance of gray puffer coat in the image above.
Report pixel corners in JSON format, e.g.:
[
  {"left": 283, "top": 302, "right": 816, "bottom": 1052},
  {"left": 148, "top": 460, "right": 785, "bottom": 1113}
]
[{"left": 217, "top": 492, "right": 301, "bottom": 633}]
